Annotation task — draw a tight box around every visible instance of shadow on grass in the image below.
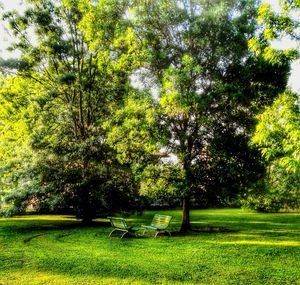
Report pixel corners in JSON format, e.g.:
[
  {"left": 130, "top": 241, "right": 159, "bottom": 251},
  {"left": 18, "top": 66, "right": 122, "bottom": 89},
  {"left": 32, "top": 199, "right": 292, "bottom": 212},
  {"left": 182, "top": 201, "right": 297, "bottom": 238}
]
[
  {"left": 115, "top": 227, "right": 238, "bottom": 238},
  {"left": 191, "top": 226, "right": 238, "bottom": 233},
  {"left": 0, "top": 219, "right": 110, "bottom": 238},
  {"left": 167, "top": 227, "right": 238, "bottom": 237}
]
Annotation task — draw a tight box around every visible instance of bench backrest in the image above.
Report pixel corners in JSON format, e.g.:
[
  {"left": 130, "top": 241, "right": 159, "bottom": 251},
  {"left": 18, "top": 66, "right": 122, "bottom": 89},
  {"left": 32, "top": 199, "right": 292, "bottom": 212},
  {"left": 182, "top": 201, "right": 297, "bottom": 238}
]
[
  {"left": 108, "top": 217, "right": 128, "bottom": 230},
  {"left": 151, "top": 214, "right": 172, "bottom": 230}
]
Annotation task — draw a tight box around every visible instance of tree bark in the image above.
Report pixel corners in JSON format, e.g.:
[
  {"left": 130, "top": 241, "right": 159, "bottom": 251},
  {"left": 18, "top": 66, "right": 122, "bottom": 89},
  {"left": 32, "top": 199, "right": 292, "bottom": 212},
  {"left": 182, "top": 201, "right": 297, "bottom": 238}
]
[{"left": 180, "top": 196, "right": 191, "bottom": 232}]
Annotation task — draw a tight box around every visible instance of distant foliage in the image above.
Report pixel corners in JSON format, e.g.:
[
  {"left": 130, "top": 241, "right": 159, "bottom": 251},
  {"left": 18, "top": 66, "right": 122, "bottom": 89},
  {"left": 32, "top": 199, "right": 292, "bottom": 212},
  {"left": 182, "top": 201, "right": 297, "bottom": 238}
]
[{"left": 243, "top": 91, "right": 300, "bottom": 211}]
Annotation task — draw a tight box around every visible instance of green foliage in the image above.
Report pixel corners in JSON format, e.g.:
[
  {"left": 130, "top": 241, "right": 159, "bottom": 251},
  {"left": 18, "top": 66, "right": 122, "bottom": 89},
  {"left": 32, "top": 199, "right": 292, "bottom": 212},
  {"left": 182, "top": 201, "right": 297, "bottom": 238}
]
[
  {"left": 106, "top": 91, "right": 159, "bottom": 165},
  {"left": 243, "top": 91, "right": 300, "bottom": 211},
  {"left": 0, "top": 77, "right": 38, "bottom": 205},
  {"left": 205, "top": 132, "right": 266, "bottom": 206},
  {"left": 257, "top": 1, "right": 300, "bottom": 41},
  {"left": 0, "top": 0, "right": 140, "bottom": 221},
  {"left": 250, "top": 0, "right": 299, "bottom": 63},
  {"left": 253, "top": 91, "right": 299, "bottom": 169},
  {"left": 140, "top": 163, "right": 185, "bottom": 200}
]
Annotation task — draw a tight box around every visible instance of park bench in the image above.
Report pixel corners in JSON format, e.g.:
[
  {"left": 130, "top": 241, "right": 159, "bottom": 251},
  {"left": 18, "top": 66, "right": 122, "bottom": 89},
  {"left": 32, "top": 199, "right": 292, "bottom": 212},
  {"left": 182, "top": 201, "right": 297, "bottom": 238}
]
[
  {"left": 141, "top": 214, "right": 172, "bottom": 237},
  {"left": 107, "top": 217, "right": 139, "bottom": 239}
]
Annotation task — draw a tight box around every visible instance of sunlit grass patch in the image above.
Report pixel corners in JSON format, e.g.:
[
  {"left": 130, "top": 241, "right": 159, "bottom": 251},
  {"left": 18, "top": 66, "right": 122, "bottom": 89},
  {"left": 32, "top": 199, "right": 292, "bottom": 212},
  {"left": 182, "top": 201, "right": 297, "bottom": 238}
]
[{"left": 217, "top": 240, "right": 300, "bottom": 246}]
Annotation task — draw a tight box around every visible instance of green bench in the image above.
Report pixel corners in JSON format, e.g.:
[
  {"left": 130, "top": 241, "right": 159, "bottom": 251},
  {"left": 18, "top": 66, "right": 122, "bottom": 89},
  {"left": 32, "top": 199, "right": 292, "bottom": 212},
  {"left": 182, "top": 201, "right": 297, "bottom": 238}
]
[
  {"left": 142, "top": 214, "right": 172, "bottom": 237},
  {"left": 107, "top": 217, "right": 139, "bottom": 239}
]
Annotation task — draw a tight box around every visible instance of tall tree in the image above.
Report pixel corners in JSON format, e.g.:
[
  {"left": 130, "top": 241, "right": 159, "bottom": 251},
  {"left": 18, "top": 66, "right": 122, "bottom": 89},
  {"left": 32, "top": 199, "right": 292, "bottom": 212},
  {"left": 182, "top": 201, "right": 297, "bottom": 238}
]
[
  {"left": 0, "top": 0, "right": 140, "bottom": 221},
  {"left": 244, "top": 0, "right": 299, "bottom": 211},
  {"left": 123, "top": 0, "right": 291, "bottom": 231}
]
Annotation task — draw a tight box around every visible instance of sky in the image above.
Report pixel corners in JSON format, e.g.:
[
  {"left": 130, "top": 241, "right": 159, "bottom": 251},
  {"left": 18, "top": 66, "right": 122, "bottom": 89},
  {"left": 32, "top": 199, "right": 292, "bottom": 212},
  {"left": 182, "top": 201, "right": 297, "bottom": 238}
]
[{"left": 0, "top": 0, "right": 299, "bottom": 92}]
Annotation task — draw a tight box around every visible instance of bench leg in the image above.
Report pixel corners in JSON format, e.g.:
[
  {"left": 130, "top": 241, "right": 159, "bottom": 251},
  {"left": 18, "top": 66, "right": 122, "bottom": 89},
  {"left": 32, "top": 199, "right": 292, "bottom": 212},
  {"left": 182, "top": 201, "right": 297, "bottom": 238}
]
[
  {"left": 108, "top": 229, "right": 117, "bottom": 237},
  {"left": 109, "top": 229, "right": 129, "bottom": 238},
  {"left": 155, "top": 231, "right": 171, "bottom": 238},
  {"left": 120, "top": 230, "right": 129, "bottom": 239}
]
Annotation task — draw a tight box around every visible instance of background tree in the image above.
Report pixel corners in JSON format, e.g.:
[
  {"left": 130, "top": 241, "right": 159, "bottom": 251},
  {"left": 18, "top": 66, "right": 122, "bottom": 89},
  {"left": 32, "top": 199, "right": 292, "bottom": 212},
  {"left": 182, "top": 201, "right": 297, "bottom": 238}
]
[
  {"left": 244, "top": 90, "right": 300, "bottom": 211},
  {"left": 244, "top": 0, "right": 299, "bottom": 211},
  {"left": 108, "top": 0, "right": 292, "bottom": 231},
  {"left": 0, "top": 76, "right": 38, "bottom": 214},
  {"left": 0, "top": 0, "right": 141, "bottom": 221}
]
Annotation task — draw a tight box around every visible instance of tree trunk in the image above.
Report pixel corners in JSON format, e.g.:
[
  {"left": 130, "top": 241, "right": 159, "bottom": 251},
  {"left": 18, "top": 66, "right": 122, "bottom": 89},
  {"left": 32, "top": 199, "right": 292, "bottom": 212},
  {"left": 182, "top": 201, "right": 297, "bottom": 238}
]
[
  {"left": 81, "top": 215, "right": 94, "bottom": 225},
  {"left": 180, "top": 196, "right": 191, "bottom": 232}
]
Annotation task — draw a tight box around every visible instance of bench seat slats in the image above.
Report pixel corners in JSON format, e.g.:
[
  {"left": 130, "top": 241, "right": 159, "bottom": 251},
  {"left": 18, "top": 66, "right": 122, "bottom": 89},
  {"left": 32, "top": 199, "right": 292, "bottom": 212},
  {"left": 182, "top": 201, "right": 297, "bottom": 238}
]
[
  {"left": 142, "top": 214, "right": 172, "bottom": 237},
  {"left": 141, "top": 225, "right": 158, "bottom": 230},
  {"left": 107, "top": 217, "right": 138, "bottom": 238}
]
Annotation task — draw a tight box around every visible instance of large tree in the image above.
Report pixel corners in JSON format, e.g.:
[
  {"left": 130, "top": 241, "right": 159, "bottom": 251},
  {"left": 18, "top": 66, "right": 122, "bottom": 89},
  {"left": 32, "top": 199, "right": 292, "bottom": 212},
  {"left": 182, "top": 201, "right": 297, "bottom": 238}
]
[
  {"left": 243, "top": 0, "right": 299, "bottom": 211},
  {"left": 0, "top": 0, "right": 141, "bottom": 221},
  {"left": 108, "top": 0, "right": 291, "bottom": 231}
]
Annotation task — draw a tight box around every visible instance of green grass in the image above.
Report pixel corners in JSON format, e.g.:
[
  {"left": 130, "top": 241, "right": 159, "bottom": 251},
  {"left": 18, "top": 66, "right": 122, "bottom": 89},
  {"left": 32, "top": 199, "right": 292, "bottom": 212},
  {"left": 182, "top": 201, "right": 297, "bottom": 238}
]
[{"left": 0, "top": 209, "right": 299, "bottom": 285}]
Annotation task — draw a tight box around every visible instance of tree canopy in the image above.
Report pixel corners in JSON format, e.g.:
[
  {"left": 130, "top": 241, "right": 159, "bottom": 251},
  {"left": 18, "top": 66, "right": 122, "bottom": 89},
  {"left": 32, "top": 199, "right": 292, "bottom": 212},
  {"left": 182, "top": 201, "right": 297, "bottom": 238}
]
[{"left": 0, "top": 0, "right": 297, "bottom": 229}]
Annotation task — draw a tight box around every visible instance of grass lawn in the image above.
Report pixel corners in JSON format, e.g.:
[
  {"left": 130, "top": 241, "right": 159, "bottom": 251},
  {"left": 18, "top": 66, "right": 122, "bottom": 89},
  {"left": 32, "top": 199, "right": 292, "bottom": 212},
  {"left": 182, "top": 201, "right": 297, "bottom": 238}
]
[{"left": 0, "top": 208, "right": 299, "bottom": 285}]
